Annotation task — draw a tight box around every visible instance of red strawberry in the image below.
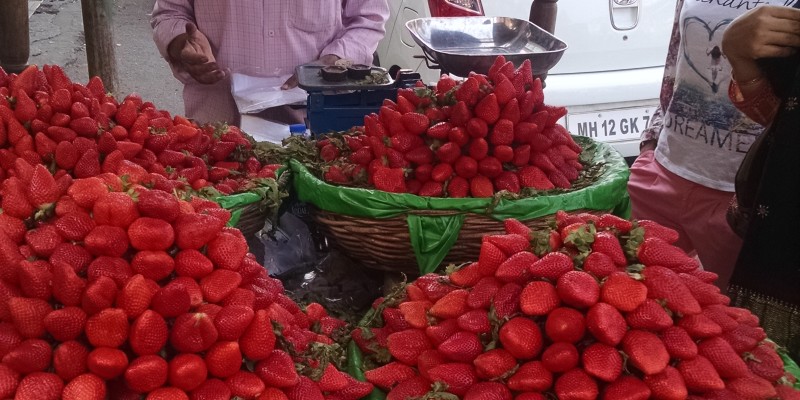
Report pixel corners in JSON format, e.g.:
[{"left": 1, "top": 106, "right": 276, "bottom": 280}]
[
  {"left": 520, "top": 280, "right": 560, "bottom": 316},
  {"left": 43, "top": 306, "right": 87, "bottom": 342},
  {"left": 204, "top": 341, "right": 242, "bottom": 378},
  {"left": 626, "top": 299, "right": 673, "bottom": 331},
  {"left": 678, "top": 312, "right": 723, "bottom": 339},
  {"left": 87, "top": 347, "right": 128, "bottom": 380},
  {"left": 81, "top": 276, "right": 118, "bottom": 315},
  {"left": 529, "top": 251, "right": 573, "bottom": 280},
  {"left": 582, "top": 342, "right": 623, "bottom": 382},
  {"left": 85, "top": 308, "right": 129, "bottom": 348},
  {"left": 373, "top": 166, "right": 407, "bottom": 193},
  {"left": 585, "top": 302, "right": 626, "bottom": 346},
  {"left": 477, "top": 156, "right": 502, "bottom": 178},
  {"left": 660, "top": 326, "right": 698, "bottom": 361},
  {"left": 130, "top": 309, "right": 169, "bottom": 356},
  {"left": 168, "top": 353, "right": 208, "bottom": 392},
  {"left": 495, "top": 251, "right": 537, "bottom": 283},
  {"left": 52, "top": 340, "right": 89, "bottom": 382},
  {"left": 7, "top": 297, "right": 51, "bottom": 338},
  {"left": 226, "top": 370, "right": 265, "bottom": 399},
  {"left": 637, "top": 236, "right": 699, "bottom": 270},
  {"left": 14, "top": 372, "right": 63, "bottom": 400},
  {"left": 744, "top": 344, "right": 786, "bottom": 382},
  {"left": 499, "top": 317, "right": 543, "bottom": 359},
  {"left": 427, "top": 363, "right": 476, "bottom": 397},
  {"left": 438, "top": 331, "right": 483, "bottom": 363},
  {"left": 641, "top": 265, "right": 701, "bottom": 315},
  {"left": 644, "top": 366, "right": 689, "bottom": 400},
  {"left": 493, "top": 282, "right": 523, "bottom": 319},
  {"left": 240, "top": 309, "right": 276, "bottom": 361},
  {"left": 604, "top": 375, "right": 651, "bottom": 400},
  {"left": 285, "top": 376, "right": 325, "bottom": 400},
  {"left": 27, "top": 164, "right": 60, "bottom": 208},
  {"left": 600, "top": 271, "right": 647, "bottom": 312},
  {"left": 470, "top": 175, "right": 494, "bottom": 197},
  {"left": 541, "top": 343, "right": 579, "bottom": 373},
  {"left": 170, "top": 313, "right": 219, "bottom": 353},
  {"left": 401, "top": 113, "right": 429, "bottom": 135},
  {"left": 507, "top": 361, "right": 552, "bottom": 392},
  {"left": 174, "top": 213, "right": 227, "bottom": 250},
  {"left": 554, "top": 369, "right": 598, "bottom": 400},
  {"left": 190, "top": 378, "right": 232, "bottom": 400},
  {"left": 697, "top": 336, "right": 749, "bottom": 379},
  {"left": 124, "top": 355, "right": 168, "bottom": 393},
  {"left": 2, "top": 338, "right": 52, "bottom": 373},
  {"left": 557, "top": 270, "right": 600, "bottom": 309},
  {"left": 200, "top": 269, "right": 242, "bottom": 303},
  {"left": 726, "top": 374, "right": 778, "bottom": 399},
  {"left": 255, "top": 350, "right": 299, "bottom": 388},
  {"left": 494, "top": 171, "right": 521, "bottom": 193},
  {"left": 622, "top": 330, "right": 670, "bottom": 375},
  {"left": 592, "top": 231, "right": 627, "bottom": 266},
  {"left": 677, "top": 355, "right": 725, "bottom": 392},
  {"left": 388, "top": 329, "right": 432, "bottom": 365},
  {"left": 637, "top": 220, "right": 680, "bottom": 243},
  {"left": 62, "top": 373, "right": 106, "bottom": 400}
]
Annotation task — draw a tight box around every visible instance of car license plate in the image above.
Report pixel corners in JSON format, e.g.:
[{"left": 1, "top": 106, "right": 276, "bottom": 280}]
[{"left": 566, "top": 106, "right": 657, "bottom": 143}]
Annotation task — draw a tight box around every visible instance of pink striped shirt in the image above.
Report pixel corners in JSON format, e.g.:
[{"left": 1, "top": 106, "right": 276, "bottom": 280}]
[{"left": 151, "top": 0, "right": 389, "bottom": 125}]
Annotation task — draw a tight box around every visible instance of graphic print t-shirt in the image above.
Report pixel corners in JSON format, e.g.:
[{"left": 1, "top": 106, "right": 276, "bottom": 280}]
[{"left": 655, "top": 0, "right": 798, "bottom": 192}]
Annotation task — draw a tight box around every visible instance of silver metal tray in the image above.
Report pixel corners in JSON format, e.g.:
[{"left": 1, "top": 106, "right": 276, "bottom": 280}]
[
  {"left": 296, "top": 64, "right": 395, "bottom": 92},
  {"left": 405, "top": 17, "right": 568, "bottom": 78}
]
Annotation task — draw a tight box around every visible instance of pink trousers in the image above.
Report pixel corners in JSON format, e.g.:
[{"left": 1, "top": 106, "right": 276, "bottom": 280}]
[{"left": 627, "top": 150, "right": 742, "bottom": 290}]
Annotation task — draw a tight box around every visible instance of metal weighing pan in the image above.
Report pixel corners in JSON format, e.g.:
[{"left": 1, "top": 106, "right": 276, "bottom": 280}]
[
  {"left": 405, "top": 16, "right": 568, "bottom": 78},
  {"left": 296, "top": 64, "right": 395, "bottom": 92}
]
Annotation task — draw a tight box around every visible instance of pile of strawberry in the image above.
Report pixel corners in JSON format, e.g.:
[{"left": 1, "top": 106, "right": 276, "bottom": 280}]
[
  {"left": 0, "top": 65, "right": 279, "bottom": 196},
  {"left": 0, "top": 173, "right": 372, "bottom": 399},
  {"left": 318, "top": 55, "right": 584, "bottom": 197},
  {"left": 353, "top": 213, "right": 800, "bottom": 399}
]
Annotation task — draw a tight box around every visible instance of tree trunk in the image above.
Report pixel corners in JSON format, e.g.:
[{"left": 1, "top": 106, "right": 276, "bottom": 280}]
[
  {"left": 0, "top": 0, "right": 31, "bottom": 73},
  {"left": 81, "top": 0, "right": 119, "bottom": 94}
]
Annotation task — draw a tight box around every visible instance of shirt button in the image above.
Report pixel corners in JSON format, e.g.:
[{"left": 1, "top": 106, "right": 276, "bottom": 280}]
[{"left": 268, "top": 30, "right": 275, "bottom": 37}]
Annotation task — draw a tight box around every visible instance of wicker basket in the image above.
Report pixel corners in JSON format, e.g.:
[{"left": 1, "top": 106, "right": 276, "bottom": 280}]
[
  {"left": 234, "top": 202, "right": 271, "bottom": 239},
  {"left": 313, "top": 207, "right": 608, "bottom": 275}
]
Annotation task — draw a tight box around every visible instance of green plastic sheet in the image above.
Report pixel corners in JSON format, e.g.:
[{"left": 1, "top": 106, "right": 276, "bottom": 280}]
[
  {"left": 347, "top": 341, "right": 385, "bottom": 400},
  {"left": 781, "top": 352, "right": 800, "bottom": 389},
  {"left": 214, "top": 192, "right": 263, "bottom": 227},
  {"left": 292, "top": 138, "right": 631, "bottom": 273}
]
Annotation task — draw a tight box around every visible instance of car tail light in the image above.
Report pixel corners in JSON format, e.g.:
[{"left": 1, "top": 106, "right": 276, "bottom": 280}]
[{"left": 428, "top": 0, "right": 484, "bottom": 17}]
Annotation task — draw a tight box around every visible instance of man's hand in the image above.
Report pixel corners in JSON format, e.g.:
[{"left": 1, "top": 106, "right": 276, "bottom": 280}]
[
  {"left": 168, "top": 22, "right": 226, "bottom": 84},
  {"left": 281, "top": 54, "right": 341, "bottom": 90},
  {"left": 722, "top": 6, "right": 800, "bottom": 83},
  {"left": 639, "top": 139, "right": 657, "bottom": 154}
]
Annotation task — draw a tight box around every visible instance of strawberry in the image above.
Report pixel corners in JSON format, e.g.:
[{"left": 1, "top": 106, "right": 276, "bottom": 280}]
[
  {"left": 623, "top": 330, "right": 670, "bottom": 375},
  {"left": 204, "top": 341, "right": 242, "bottom": 378},
  {"left": 207, "top": 231, "right": 248, "bottom": 271},
  {"left": 255, "top": 350, "right": 299, "bottom": 388},
  {"left": 582, "top": 252, "right": 616, "bottom": 279},
  {"left": 637, "top": 220, "right": 681, "bottom": 243},
  {"left": 491, "top": 121, "right": 515, "bottom": 148},
  {"left": 373, "top": 166, "right": 407, "bottom": 193},
  {"left": 641, "top": 265, "right": 702, "bottom": 316},
  {"left": 544, "top": 307, "right": 586, "bottom": 344},
  {"left": 626, "top": 299, "right": 673, "bottom": 331},
  {"left": 427, "top": 363, "right": 476, "bottom": 397},
  {"left": 285, "top": 376, "right": 325, "bottom": 400},
  {"left": 124, "top": 355, "right": 169, "bottom": 393},
  {"left": 492, "top": 171, "right": 519, "bottom": 193},
  {"left": 438, "top": 331, "right": 483, "bottom": 363},
  {"left": 190, "top": 378, "right": 232, "bottom": 400},
  {"left": 130, "top": 309, "right": 169, "bottom": 356},
  {"left": 454, "top": 155, "right": 478, "bottom": 179},
  {"left": 470, "top": 175, "right": 494, "bottom": 197},
  {"left": 226, "top": 370, "right": 265, "bottom": 399},
  {"left": 168, "top": 353, "right": 208, "bottom": 391},
  {"left": 85, "top": 308, "right": 129, "bottom": 348},
  {"left": 1, "top": 177, "right": 34, "bottom": 219},
  {"left": 677, "top": 314, "right": 722, "bottom": 339},
  {"left": 477, "top": 157, "right": 502, "bottom": 179},
  {"left": 401, "top": 113, "right": 429, "bottom": 135},
  {"left": 637, "top": 236, "right": 699, "bottom": 271},
  {"left": 643, "top": 366, "right": 689, "bottom": 400},
  {"left": 429, "top": 289, "right": 469, "bottom": 319},
  {"left": 467, "top": 276, "right": 502, "bottom": 310},
  {"left": 697, "top": 336, "right": 749, "bottom": 379},
  {"left": 557, "top": 270, "right": 600, "bottom": 308},
  {"left": 657, "top": 326, "right": 698, "bottom": 362},
  {"left": 364, "top": 362, "right": 416, "bottom": 390},
  {"left": 554, "top": 368, "right": 598, "bottom": 400},
  {"left": 499, "top": 317, "right": 543, "bottom": 359},
  {"left": 744, "top": 344, "right": 786, "bottom": 382},
  {"left": 388, "top": 329, "right": 432, "bottom": 365},
  {"left": 591, "top": 231, "right": 627, "bottom": 266},
  {"left": 585, "top": 302, "right": 627, "bottom": 346},
  {"left": 51, "top": 341, "right": 89, "bottom": 382},
  {"left": 493, "top": 144, "right": 514, "bottom": 163},
  {"left": 600, "top": 271, "right": 647, "bottom": 312},
  {"left": 43, "top": 306, "right": 87, "bottom": 342},
  {"left": 87, "top": 347, "right": 128, "bottom": 380},
  {"left": 495, "top": 251, "right": 537, "bottom": 283},
  {"left": 726, "top": 374, "right": 778, "bottom": 399},
  {"left": 2, "top": 338, "right": 52, "bottom": 373},
  {"left": 81, "top": 276, "right": 118, "bottom": 315},
  {"left": 529, "top": 251, "right": 573, "bottom": 280},
  {"left": 520, "top": 280, "right": 560, "bottom": 316},
  {"left": 14, "top": 372, "right": 63, "bottom": 400},
  {"left": 14, "top": 89, "right": 37, "bottom": 122},
  {"left": 604, "top": 376, "right": 651, "bottom": 400},
  {"left": 240, "top": 309, "right": 276, "bottom": 361},
  {"left": 678, "top": 355, "right": 726, "bottom": 391},
  {"left": 174, "top": 212, "right": 227, "bottom": 250},
  {"left": 61, "top": 373, "right": 107, "bottom": 400},
  {"left": 170, "top": 313, "right": 219, "bottom": 353},
  {"left": 506, "top": 360, "right": 552, "bottom": 392},
  {"left": 519, "top": 166, "right": 554, "bottom": 190},
  {"left": 200, "top": 269, "right": 242, "bottom": 304},
  {"left": 548, "top": 169, "right": 572, "bottom": 188},
  {"left": 582, "top": 342, "right": 623, "bottom": 382},
  {"left": 493, "top": 282, "right": 523, "bottom": 319},
  {"left": 8, "top": 297, "right": 51, "bottom": 338}
]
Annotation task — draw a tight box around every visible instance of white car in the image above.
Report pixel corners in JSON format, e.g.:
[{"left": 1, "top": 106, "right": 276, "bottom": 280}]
[{"left": 376, "top": 0, "right": 678, "bottom": 159}]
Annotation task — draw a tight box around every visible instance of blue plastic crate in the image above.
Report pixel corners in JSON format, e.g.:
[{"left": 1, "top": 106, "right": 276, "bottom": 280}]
[{"left": 306, "top": 88, "right": 397, "bottom": 135}]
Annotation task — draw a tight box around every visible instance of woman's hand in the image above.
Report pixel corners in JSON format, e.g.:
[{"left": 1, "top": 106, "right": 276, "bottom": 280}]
[
  {"left": 168, "top": 23, "right": 227, "bottom": 84},
  {"left": 723, "top": 6, "right": 800, "bottom": 82}
]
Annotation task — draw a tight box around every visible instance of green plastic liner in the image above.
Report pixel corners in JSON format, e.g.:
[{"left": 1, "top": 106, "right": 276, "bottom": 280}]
[{"left": 292, "top": 138, "right": 631, "bottom": 274}]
